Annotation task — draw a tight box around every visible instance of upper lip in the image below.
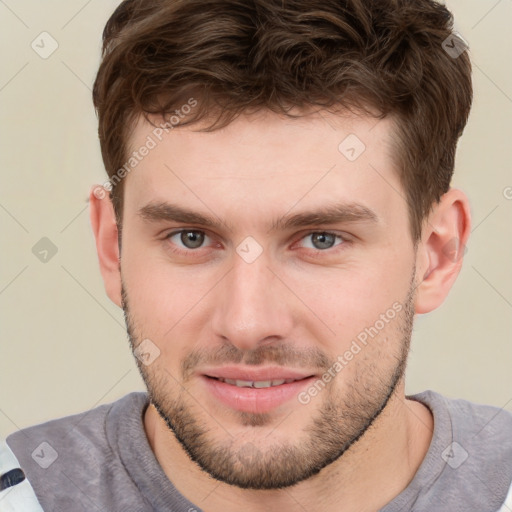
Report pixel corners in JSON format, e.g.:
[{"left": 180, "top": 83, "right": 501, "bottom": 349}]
[{"left": 201, "top": 366, "right": 316, "bottom": 382}]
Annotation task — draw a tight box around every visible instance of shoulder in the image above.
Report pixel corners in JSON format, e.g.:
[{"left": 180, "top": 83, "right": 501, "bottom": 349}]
[
  {"left": 441, "top": 392, "right": 512, "bottom": 473},
  {"left": 5, "top": 392, "right": 149, "bottom": 512},
  {"left": 407, "top": 390, "right": 512, "bottom": 510},
  {"left": 416, "top": 389, "right": 512, "bottom": 443},
  {"left": 6, "top": 392, "right": 148, "bottom": 460}
]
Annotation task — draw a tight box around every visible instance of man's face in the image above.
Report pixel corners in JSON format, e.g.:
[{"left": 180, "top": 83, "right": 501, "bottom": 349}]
[{"left": 119, "top": 109, "right": 419, "bottom": 489}]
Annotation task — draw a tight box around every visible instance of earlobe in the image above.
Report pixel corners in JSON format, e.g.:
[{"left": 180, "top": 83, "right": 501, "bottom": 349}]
[
  {"left": 414, "top": 188, "right": 471, "bottom": 314},
  {"left": 89, "top": 186, "right": 123, "bottom": 307}
]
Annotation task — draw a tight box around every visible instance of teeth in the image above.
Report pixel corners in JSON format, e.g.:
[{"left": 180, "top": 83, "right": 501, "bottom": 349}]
[
  {"left": 254, "top": 379, "right": 285, "bottom": 388},
  {"left": 219, "top": 378, "right": 292, "bottom": 388}
]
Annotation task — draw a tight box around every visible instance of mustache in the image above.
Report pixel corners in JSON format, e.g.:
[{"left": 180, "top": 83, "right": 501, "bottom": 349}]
[{"left": 180, "top": 343, "right": 332, "bottom": 382}]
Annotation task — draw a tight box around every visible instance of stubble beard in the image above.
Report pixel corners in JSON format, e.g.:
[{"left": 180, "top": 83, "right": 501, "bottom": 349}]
[{"left": 122, "top": 277, "right": 415, "bottom": 490}]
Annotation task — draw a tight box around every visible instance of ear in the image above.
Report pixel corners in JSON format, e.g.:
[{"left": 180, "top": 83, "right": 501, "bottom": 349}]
[
  {"left": 414, "top": 188, "right": 471, "bottom": 314},
  {"left": 89, "top": 186, "right": 122, "bottom": 308}
]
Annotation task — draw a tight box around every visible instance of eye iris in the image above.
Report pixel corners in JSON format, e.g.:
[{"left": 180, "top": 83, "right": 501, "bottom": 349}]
[
  {"left": 312, "top": 232, "right": 336, "bottom": 250},
  {"left": 181, "top": 231, "right": 204, "bottom": 249}
]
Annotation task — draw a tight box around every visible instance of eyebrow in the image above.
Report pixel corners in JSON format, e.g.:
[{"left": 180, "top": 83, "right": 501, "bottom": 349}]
[
  {"left": 269, "top": 203, "right": 378, "bottom": 232},
  {"left": 139, "top": 203, "right": 229, "bottom": 230},
  {"left": 138, "top": 201, "right": 379, "bottom": 233}
]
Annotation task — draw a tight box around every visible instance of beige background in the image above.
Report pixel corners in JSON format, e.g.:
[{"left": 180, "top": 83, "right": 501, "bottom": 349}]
[{"left": 1, "top": 0, "right": 511, "bottom": 439}]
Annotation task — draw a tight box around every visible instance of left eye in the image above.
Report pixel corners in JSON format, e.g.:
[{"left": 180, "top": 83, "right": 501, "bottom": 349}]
[
  {"left": 167, "top": 230, "right": 211, "bottom": 249},
  {"left": 299, "top": 232, "right": 344, "bottom": 250}
]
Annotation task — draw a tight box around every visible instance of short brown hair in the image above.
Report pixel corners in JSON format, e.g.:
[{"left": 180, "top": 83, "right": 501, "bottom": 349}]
[{"left": 92, "top": 0, "right": 472, "bottom": 241}]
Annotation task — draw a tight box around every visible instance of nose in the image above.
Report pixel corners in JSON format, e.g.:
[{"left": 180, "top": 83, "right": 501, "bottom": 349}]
[{"left": 210, "top": 250, "right": 294, "bottom": 352}]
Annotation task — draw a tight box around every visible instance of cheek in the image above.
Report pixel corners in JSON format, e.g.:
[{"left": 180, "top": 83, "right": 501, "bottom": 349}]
[
  {"left": 282, "top": 253, "right": 411, "bottom": 339},
  {"left": 121, "top": 245, "right": 220, "bottom": 341}
]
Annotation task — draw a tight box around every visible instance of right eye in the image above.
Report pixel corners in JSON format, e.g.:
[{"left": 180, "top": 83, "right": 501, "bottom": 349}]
[{"left": 165, "top": 229, "right": 211, "bottom": 250}]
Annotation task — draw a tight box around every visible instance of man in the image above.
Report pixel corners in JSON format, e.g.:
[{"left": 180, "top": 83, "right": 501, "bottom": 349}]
[{"left": 5, "top": 0, "right": 512, "bottom": 511}]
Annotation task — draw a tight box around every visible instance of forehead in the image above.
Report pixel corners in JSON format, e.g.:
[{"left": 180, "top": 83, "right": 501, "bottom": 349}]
[
  {"left": 122, "top": 109, "right": 403, "bottom": 227},
  {"left": 129, "top": 108, "right": 396, "bottom": 168}
]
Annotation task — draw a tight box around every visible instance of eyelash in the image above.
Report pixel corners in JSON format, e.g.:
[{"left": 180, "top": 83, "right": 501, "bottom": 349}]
[{"left": 163, "top": 229, "right": 350, "bottom": 258}]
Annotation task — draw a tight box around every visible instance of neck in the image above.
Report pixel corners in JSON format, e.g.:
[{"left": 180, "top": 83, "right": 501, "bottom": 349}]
[{"left": 144, "top": 383, "right": 433, "bottom": 512}]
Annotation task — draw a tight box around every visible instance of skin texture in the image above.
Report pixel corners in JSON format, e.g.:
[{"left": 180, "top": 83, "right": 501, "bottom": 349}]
[{"left": 90, "top": 108, "right": 471, "bottom": 512}]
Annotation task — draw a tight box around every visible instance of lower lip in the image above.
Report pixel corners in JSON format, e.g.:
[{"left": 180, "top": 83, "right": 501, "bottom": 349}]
[{"left": 200, "top": 375, "right": 316, "bottom": 414}]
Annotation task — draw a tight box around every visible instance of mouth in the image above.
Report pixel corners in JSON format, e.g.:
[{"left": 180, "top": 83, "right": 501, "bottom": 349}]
[
  {"left": 205, "top": 375, "right": 311, "bottom": 388},
  {"left": 200, "top": 371, "right": 317, "bottom": 414}
]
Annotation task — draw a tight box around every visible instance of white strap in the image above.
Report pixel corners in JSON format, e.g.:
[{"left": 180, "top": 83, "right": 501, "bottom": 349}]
[
  {"left": 497, "top": 479, "right": 512, "bottom": 512},
  {"left": 0, "top": 438, "right": 44, "bottom": 512}
]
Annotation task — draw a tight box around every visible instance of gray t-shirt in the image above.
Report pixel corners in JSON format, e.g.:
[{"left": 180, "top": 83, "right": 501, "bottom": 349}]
[{"left": 6, "top": 390, "right": 512, "bottom": 511}]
